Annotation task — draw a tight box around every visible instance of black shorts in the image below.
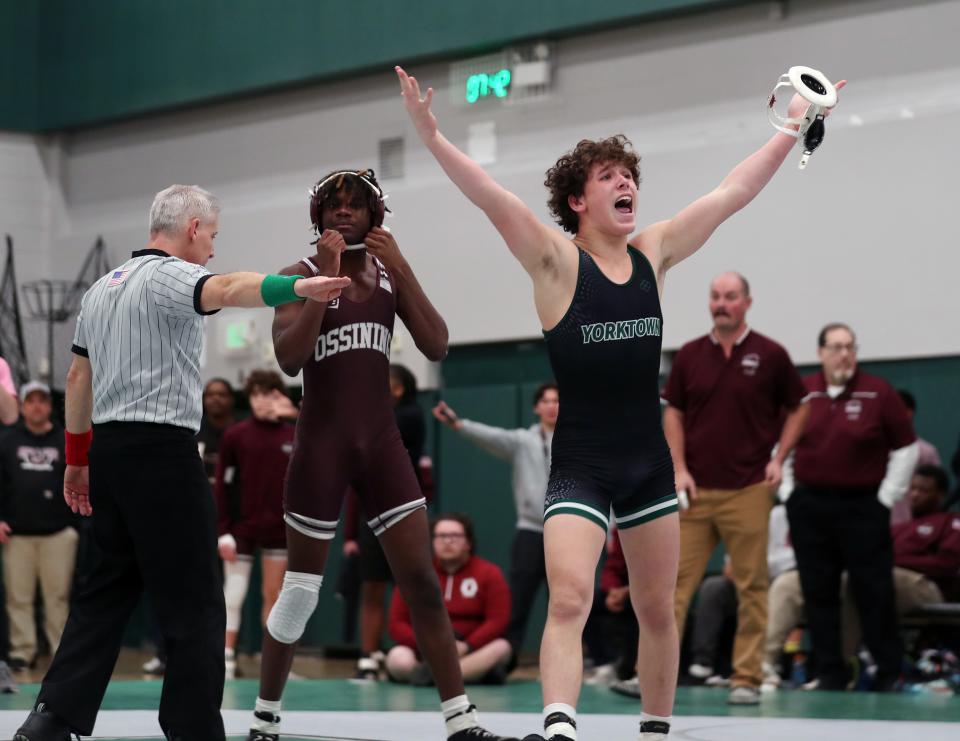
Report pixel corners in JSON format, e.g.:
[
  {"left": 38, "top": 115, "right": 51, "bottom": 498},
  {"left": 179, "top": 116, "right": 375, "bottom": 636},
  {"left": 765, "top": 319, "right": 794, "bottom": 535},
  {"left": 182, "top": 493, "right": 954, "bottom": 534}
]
[{"left": 544, "top": 453, "right": 678, "bottom": 532}]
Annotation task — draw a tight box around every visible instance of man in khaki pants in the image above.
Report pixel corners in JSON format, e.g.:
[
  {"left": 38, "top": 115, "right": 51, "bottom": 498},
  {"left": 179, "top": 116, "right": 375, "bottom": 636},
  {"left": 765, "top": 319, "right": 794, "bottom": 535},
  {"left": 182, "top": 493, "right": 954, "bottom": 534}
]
[
  {"left": 0, "top": 382, "right": 78, "bottom": 671},
  {"left": 662, "top": 273, "right": 809, "bottom": 704}
]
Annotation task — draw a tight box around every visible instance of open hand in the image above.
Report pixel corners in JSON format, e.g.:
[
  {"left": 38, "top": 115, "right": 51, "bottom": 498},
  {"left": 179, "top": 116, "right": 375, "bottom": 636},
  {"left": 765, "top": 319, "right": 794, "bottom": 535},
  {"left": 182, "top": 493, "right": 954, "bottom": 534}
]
[
  {"left": 396, "top": 66, "right": 438, "bottom": 142},
  {"left": 64, "top": 464, "right": 91, "bottom": 516},
  {"left": 271, "top": 391, "right": 299, "bottom": 420},
  {"left": 295, "top": 274, "right": 351, "bottom": 303}
]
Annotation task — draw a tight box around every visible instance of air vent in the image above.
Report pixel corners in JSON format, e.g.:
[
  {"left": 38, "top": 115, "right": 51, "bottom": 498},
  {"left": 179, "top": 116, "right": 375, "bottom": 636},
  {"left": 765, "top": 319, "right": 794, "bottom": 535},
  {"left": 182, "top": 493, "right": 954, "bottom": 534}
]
[{"left": 378, "top": 137, "right": 404, "bottom": 180}]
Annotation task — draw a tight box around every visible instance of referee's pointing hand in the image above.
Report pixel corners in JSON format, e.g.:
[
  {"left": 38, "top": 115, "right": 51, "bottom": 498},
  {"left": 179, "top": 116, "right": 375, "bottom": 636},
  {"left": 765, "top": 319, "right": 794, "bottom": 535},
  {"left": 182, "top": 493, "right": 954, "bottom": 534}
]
[{"left": 294, "top": 274, "right": 351, "bottom": 303}]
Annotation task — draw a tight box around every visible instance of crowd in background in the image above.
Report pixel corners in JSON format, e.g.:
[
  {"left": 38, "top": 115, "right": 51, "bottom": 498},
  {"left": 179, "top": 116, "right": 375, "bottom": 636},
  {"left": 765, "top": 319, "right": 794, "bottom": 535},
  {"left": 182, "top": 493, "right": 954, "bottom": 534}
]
[{"left": 0, "top": 269, "right": 958, "bottom": 698}]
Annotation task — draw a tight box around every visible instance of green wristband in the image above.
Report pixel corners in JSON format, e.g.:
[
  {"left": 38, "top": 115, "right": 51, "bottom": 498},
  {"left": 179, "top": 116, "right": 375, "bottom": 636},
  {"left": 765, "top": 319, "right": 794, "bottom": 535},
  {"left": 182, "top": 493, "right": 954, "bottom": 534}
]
[{"left": 261, "top": 274, "right": 304, "bottom": 307}]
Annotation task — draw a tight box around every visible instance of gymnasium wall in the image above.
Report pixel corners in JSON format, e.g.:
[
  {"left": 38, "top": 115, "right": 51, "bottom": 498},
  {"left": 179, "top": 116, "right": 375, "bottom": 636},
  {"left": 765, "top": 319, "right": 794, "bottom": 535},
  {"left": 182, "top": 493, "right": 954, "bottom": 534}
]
[
  {"left": 0, "top": 132, "right": 68, "bottom": 380},
  {"left": 25, "top": 0, "right": 955, "bottom": 383}
]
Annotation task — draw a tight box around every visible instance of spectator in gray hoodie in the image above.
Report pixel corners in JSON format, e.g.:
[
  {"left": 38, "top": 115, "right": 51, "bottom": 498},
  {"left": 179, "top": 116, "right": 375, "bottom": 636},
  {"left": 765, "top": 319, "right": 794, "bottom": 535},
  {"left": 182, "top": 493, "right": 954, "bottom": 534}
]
[{"left": 433, "top": 381, "right": 558, "bottom": 658}]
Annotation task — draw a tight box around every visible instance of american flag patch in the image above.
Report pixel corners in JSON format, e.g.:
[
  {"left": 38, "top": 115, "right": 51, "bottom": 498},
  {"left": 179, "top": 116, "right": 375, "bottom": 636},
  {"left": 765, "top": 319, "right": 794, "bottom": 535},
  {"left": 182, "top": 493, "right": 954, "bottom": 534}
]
[{"left": 107, "top": 270, "right": 130, "bottom": 287}]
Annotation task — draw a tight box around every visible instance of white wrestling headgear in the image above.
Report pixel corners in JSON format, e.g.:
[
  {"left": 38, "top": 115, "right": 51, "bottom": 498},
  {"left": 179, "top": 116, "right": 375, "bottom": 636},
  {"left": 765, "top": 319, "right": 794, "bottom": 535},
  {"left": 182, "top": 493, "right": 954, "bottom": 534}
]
[
  {"left": 767, "top": 66, "right": 838, "bottom": 170},
  {"left": 308, "top": 169, "right": 390, "bottom": 250}
]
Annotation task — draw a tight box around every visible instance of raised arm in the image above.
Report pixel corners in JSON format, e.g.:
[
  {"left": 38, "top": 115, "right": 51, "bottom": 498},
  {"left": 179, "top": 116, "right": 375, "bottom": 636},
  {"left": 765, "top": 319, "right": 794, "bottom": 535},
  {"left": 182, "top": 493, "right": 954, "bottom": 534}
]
[
  {"left": 645, "top": 80, "right": 846, "bottom": 276},
  {"left": 364, "top": 227, "right": 448, "bottom": 361},
  {"left": 396, "top": 66, "right": 563, "bottom": 277}
]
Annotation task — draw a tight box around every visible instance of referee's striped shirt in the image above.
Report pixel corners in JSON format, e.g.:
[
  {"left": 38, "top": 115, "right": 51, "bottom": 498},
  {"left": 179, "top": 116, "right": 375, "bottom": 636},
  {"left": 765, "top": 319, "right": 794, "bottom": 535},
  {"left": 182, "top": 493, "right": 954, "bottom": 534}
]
[{"left": 71, "top": 249, "right": 218, "bottom": 432}]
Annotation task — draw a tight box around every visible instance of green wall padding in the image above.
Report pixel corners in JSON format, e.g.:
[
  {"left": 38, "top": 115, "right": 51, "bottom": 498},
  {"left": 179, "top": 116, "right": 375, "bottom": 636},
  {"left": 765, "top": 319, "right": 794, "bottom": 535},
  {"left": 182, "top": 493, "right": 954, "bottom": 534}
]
[{"left": 4, "top": 0, "right": 758, "bottom": 131}]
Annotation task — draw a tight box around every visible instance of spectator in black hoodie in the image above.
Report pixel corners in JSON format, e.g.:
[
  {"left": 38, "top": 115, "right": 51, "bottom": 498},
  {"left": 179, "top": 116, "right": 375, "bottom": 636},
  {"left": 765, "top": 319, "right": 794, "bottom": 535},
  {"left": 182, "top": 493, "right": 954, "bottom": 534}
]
[{"left": 0, "top": 381, "right": 77, "bottom": 671}]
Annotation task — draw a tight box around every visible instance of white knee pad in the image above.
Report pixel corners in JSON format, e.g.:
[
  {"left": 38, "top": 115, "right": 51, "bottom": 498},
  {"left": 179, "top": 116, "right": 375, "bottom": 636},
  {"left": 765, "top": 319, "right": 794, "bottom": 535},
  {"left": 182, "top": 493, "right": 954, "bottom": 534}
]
[
  {"left": 223, "top": 557, "right": 254, "bottom": 632},
  {"left": 266, "top": 571, "right": 323, "bottom": 644}
]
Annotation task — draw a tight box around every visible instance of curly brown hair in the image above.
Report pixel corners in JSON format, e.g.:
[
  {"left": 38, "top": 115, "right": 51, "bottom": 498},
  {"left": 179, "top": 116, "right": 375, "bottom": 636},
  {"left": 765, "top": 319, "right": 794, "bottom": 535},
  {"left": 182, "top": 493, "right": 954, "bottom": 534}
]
[
  {"left": 544, "top": 135, "right": 641, "bottom": 234},
  {"left": 244, "top": 369, "right": 286, "bottom": 398}
]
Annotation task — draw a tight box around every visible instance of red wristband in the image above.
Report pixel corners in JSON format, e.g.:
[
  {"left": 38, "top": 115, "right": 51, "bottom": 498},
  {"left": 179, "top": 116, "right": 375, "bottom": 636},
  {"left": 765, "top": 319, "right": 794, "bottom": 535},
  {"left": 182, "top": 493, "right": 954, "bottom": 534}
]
[{"left": 65, "top": 429, "right": 93, "bottom": 466}]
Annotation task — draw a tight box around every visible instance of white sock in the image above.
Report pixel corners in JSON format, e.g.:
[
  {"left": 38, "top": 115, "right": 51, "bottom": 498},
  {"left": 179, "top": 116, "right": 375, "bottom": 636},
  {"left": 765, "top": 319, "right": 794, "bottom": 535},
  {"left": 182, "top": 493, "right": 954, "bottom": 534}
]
[
  {"left": 544, "top": 702, "right": 577, "bottom": 739},
  {"left": 252, "top": 697, "right": 282, "bottom": 733},
  {"left": 639, "top": 711, "right": 671, "bottom": 739},
  {"left": 442, "top": 694, "right": 476, "bottom": 736},
  {"left": 225, "top": 647, "right": 236, "bottom": 660}
]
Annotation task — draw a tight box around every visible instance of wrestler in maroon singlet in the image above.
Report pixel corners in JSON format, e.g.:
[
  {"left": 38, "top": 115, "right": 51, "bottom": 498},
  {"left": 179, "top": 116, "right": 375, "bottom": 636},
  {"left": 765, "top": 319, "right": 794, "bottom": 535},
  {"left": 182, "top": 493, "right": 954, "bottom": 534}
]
[
  {"left": 283, "top": 248, "right": 424, "bottom": 536},
  {"left": 249, "top": 170, "right": 517, "bottom": 741}
]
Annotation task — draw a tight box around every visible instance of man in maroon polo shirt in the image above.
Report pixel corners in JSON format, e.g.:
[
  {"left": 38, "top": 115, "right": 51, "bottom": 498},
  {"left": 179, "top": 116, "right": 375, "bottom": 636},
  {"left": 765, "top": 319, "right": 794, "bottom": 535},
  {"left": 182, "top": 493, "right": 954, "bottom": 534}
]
[
  {"left": 663, "top": 272, "right": 808, "bottom": 704},
  {"left": 782, "top": 322, "right": 918, "bottom": 691}
]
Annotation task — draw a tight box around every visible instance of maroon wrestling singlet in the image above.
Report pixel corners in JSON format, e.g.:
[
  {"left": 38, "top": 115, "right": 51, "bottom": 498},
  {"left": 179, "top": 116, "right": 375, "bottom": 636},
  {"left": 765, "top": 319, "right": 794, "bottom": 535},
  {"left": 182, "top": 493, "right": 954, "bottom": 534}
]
[{"left": 283, "top": 255, "right": 425, "bottom": 539}]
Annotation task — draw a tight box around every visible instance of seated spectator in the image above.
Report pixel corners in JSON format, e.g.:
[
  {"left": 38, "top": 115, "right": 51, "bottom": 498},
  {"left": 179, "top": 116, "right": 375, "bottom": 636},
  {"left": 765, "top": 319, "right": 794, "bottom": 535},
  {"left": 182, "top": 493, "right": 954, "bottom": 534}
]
[
  {"left": 0, "top": 382, "right": 77, "bottom": 671},
  {"left": 890, "top": 391, "right": 942, "bottom": 525},
  {"left": 432, "top": 381, "right": 557, "bottom": 658},
  {"left": 215, "top": 370, "right": 297, "bottom": 679},
  {"left": 386, "top": 514, "right": 512, "bottom": 685},
  {"left": 0, "top": 358, "right": 17, "bottom": 426},
  {"left": 883, "top": 464, "right": 958, "bottom": 604},
  {"left": 583, "top": 528, "right": 637, "bottom": 687},
  {"left": 686, "top": 560, "right": 735, "bottom": 683}
]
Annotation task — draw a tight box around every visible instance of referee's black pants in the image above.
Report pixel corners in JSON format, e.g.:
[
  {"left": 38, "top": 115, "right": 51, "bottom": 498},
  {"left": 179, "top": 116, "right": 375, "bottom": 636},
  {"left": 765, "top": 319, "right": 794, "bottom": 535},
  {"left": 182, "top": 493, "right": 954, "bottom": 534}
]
[
  {"left": 37, "top": 423, "right": 226, "bottom": 740},
  {"left": 786, "top": 484, "right": 902, "bottom": 690}
]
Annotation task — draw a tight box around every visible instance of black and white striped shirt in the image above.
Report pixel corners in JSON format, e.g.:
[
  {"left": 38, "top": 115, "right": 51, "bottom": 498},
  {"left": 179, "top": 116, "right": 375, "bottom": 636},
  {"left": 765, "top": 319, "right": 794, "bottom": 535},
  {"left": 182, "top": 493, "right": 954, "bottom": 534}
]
[{"left": 71, "top": 249, "right": 218, "bottom": 431}]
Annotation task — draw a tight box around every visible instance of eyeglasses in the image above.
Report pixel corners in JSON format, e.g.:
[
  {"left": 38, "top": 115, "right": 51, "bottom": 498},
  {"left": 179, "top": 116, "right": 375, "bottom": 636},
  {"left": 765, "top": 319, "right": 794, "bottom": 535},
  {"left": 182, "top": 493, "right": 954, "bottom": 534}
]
[
  {"left": 433, "top": 533, "right": 466, "bottom": 542},
  {"left": 822, "top": 342, "right": 857, "bottom": 354}
]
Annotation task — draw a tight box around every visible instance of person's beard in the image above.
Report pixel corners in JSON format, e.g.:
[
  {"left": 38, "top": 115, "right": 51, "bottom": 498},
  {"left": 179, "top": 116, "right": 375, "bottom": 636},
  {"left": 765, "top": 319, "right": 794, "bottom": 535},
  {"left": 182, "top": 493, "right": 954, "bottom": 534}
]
[{"left": 829, "top": 366, "right": 855, "bottom": 385}]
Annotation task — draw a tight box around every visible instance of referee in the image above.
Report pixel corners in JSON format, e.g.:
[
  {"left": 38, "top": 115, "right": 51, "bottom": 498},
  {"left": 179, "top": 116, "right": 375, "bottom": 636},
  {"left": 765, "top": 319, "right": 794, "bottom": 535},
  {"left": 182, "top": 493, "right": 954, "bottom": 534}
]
[{"left": 14, "top": 185, "right": 349, "bottom": 741}]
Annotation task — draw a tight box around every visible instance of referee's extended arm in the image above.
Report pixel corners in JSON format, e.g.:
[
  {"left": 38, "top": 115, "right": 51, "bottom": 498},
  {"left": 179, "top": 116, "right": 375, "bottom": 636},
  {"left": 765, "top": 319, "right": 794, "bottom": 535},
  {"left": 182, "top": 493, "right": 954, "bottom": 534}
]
[{"left": 199, "top": 272, "right": 350, "bottom": 312}]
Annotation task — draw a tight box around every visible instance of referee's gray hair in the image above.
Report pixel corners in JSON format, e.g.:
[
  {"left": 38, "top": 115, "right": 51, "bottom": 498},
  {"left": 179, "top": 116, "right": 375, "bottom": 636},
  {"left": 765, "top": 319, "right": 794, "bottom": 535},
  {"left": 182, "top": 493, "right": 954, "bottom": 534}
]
[{"left": 149, "top": 184, "right": 220, "bottom": 236}]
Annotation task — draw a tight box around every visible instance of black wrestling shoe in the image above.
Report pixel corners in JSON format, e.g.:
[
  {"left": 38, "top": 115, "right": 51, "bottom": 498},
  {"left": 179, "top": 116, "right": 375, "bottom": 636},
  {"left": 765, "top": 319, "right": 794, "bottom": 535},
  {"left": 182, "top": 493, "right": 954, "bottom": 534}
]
[
  {"left": 246, "top": 731, "right": 279, "bottom": 741},
  {"left": 246, "top": 709, "right": 281, "bottom": 741},
  {"left": 522, "top": 708, "right": 577, "bottom": 740},
  {"left": 639, "top": 719, "right": 671, "bottom": 736},
  {"left": 448, "top": 727, "right": 521, "bottom": 740},
  {"left": 13, "top": 708, "right": 76, "bottom": 740}
]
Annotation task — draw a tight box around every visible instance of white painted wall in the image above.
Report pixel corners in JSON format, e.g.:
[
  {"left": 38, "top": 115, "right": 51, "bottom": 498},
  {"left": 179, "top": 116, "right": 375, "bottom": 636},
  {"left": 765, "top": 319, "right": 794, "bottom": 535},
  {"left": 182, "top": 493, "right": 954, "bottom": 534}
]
[
  {"left": 0, "top": 131, "right": 71, "bottom": 384},
  {"left": 4, "top": 0, "right": 957, "bottom": 388}
]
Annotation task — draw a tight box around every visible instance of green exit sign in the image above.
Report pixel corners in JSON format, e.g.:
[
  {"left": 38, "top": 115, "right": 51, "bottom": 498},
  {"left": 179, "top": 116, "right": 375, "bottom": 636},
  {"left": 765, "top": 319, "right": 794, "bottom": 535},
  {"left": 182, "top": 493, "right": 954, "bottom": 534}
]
[
  {"left": 466, "top": 69, "right": 511, "bottom": 104},
  {"left": 225, "top": 321, "right": 250, "bottom": 350}
]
